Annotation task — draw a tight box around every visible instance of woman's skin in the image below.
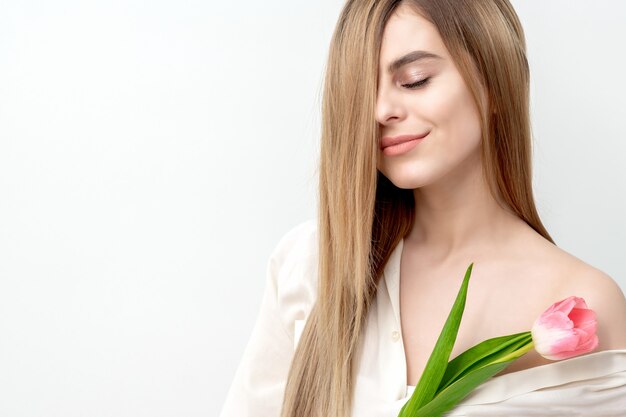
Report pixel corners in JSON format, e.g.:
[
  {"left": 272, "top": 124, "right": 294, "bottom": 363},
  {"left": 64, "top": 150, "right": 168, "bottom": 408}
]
[{"left": 376, "top": 3, "right": 626, "bottom": 386}]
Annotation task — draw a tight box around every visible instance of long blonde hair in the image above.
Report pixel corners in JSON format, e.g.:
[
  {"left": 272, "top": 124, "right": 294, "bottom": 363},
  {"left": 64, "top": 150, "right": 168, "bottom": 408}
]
[{"left": 281, "top": 1, "right": 553, "bottom": 416}]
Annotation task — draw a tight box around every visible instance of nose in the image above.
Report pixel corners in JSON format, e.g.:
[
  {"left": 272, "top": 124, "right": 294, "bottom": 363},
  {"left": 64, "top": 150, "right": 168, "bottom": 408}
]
[{"left": 375, "top": 84, "right": 407, "bottom": 126}]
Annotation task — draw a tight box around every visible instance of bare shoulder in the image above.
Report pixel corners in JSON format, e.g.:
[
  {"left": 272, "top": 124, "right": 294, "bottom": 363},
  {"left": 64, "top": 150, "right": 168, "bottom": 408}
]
[
  {"left": 531, "top": 235, "right": 626, "bottom": 351},
  {"left": 562, "top": 260, "right": 626, "bottom": 351},
  {"left": 496, "top": 228, "right": 626, "bottom": 376}
]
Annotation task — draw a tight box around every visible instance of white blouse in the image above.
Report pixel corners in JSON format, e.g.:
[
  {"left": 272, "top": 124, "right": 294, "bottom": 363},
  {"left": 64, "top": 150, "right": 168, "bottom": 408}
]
[{"left": 219, "top": 219, "right": 626, "bottom": 417}]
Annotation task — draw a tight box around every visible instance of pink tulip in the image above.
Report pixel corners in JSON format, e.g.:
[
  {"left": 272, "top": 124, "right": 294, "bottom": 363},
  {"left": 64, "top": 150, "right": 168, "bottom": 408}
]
[{"left": 530, "top": 296, "right": 599, "bottom": 360}]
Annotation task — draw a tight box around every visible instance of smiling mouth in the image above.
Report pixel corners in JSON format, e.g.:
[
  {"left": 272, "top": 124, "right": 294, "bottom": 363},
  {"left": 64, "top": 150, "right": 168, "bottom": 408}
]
[{"left": 380, "top": 131, "right": 430, "bottom": 156}]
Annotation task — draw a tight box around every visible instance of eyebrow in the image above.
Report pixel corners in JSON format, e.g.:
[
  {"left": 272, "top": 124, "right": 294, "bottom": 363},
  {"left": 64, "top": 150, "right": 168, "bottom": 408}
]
[{"left": 387, "top": 50, "right": 443, "bottom": 73}]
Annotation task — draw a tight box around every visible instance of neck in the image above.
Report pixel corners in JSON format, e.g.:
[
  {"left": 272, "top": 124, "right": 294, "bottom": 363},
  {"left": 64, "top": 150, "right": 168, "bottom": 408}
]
[{"left": 406, "top": 151, "right": 522, "bottom": 260}]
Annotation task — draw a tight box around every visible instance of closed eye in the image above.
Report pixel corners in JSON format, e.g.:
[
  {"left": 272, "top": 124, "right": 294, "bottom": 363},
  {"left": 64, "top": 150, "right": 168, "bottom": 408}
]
[{"left": 402, "top": 77, "right": 430, "bottom": 89}]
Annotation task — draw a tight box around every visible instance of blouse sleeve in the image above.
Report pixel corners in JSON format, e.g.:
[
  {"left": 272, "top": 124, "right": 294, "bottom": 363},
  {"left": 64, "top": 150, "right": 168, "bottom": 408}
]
[
  {"left": 219, "top": 219, "right": 318, "bottom": 417},
  {"left": 440, "top": 349, "right": 626, "bottom": 417}
]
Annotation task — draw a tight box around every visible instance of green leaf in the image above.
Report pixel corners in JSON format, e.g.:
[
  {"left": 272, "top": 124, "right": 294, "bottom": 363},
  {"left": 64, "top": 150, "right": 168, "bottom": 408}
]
[
  {"left": 413, "top": 360, "right": 515, "bottom": 417},
  {"left": 399, "top": 263, "right": 474, "bottom": 415},
  {"left": 436, "top": 331, "right": 532, "bottom": 393}
]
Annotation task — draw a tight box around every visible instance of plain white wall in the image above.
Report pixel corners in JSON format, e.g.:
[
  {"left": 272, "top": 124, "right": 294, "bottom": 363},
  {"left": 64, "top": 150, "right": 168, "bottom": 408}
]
[{"left": 0, "top": 1, "right": 623, "bottom": 416}]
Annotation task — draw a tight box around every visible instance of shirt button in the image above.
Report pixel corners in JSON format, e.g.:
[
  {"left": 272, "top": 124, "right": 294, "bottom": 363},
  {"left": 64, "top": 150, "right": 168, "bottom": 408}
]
[{"left": 391, "top": 330, "right": 400, "bottom": 342}]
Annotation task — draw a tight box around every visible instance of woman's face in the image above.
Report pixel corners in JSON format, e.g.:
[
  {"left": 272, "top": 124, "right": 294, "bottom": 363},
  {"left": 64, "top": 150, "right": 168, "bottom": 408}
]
[{"left": 376, "top": 4, "right": 487, "bottom": 190}]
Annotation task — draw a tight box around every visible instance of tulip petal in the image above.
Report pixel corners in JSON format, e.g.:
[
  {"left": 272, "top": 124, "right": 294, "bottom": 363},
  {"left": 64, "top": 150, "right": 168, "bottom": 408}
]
[
  {"left": 576, "top": 334, "right": 599, "bottom": 352},
  {"left": 568, "top": 308, "right": 597, "bottom": 332},
  {"left": 552, "top": 296, "right": 578, "bottom": 314},
  {"left": 571, "top": 296, "right": 590, "bottom": 310},
  {"left": 549, "top": 332, "right": 580, "bottom": 353},
  {"left": 531, "top": 296, "right": 599, "bottom": 361},
  {"left": 531, "top": 324, "right": 574, "bottom": 357},
  {"left": 536, "top": 311, "right": 573, "bottom": 330}
]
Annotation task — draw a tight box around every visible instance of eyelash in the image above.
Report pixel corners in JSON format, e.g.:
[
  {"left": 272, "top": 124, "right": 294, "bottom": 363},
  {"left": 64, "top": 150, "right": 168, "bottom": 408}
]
[{"left": 402, "top": 77, "right": 431, "bottom": 89}]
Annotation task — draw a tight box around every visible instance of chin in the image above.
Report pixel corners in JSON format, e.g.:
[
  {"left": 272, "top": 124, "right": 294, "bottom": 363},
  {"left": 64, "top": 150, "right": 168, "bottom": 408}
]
[{"left": 379, "top": 167, "right": 435, "bottom": 190}]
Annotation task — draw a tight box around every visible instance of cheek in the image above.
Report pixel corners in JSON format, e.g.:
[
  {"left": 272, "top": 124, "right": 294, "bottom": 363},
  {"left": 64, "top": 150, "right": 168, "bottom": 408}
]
[{"left": 436, "top": 79, "right": 483, "bottom": 149}]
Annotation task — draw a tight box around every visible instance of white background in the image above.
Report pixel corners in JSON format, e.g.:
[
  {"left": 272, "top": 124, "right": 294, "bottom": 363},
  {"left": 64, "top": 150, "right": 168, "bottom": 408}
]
[{"left": 0, "top": 1, "right": 624, "bottom": 416}]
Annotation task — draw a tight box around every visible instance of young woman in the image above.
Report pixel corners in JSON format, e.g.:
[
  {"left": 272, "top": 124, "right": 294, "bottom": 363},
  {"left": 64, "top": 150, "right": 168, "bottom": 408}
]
[{"left": 221, "top": 1, "right": 626, "bottom": 416}]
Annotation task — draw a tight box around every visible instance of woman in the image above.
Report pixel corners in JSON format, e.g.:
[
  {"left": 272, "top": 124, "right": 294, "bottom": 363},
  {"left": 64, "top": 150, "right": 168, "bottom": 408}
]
[{"left": 220, "top": 1, "right": 626, "bottom": 416}]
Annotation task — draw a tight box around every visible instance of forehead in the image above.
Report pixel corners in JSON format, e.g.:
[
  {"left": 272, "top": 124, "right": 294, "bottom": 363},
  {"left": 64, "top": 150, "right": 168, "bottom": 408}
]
[{"left": 379, "top": 5, "right": 447, "bottom": 69}]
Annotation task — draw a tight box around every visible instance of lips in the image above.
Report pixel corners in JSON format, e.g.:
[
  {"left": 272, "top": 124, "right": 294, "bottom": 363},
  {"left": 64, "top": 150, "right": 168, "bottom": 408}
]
[{"left": 380, "top": 132, "right": 430, "bottom": 150}]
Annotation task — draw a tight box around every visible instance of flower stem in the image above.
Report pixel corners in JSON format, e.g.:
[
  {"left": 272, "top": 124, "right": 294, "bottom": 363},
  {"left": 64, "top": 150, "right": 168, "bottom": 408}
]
[{"left": 493, "top": 340, "right": 535, "bottom": 364}]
